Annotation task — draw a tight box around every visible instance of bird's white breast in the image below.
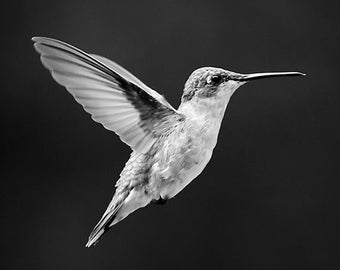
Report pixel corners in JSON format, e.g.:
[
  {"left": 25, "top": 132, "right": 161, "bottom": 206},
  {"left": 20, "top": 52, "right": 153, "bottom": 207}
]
[
  {"left": 156, "top": 119, "right": 219, "bottom": 199},
  {"left": 152, "top": 93, "right": 232, "bottom": 200}
]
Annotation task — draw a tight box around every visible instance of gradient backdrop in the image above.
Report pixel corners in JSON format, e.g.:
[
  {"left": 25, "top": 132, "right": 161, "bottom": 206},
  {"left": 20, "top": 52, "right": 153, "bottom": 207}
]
[{"left": 2, "top": 0, "right": 340, "bottom": 269}]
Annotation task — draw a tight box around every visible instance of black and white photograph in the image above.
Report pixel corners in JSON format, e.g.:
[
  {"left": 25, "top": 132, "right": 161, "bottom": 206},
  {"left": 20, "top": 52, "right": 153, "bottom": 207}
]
[{"left": 2, "top": 1, "right": 340, "bottom": 269}]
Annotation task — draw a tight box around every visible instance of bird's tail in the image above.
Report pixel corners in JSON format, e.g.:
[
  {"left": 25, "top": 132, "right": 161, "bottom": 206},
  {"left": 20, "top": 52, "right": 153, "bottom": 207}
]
[
  {"left": 85, "top": 189, "right": 128, "bottom": 247},
  {"left": 85, "top": 187, "right": 151, "bottom": 247}
]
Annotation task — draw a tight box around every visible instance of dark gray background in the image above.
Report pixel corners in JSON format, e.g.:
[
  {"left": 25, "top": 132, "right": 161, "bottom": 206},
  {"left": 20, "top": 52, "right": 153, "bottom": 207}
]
[{"left": 2, "top": 0, "right": 340, "bottom": 269}]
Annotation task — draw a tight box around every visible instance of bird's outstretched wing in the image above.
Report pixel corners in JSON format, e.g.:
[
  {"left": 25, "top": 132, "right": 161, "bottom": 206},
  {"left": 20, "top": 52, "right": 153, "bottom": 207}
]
[{"left": 32, "top": 37, "right": 184, "bottom": 153}]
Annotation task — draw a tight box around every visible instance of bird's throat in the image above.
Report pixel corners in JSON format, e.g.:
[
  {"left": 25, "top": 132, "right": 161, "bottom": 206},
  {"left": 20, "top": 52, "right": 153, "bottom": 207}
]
[
  {"left": 179, "top": 95, "right": 231, "bottom": 122},
  {"left": 178, "top": 96, "right": 232, "bottom": 150}
]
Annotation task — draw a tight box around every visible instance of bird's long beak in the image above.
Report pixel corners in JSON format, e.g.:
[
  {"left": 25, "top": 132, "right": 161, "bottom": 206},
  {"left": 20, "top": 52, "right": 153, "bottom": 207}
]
[{"left": 231, "top": 71, "right": 306, "bottom": 81}]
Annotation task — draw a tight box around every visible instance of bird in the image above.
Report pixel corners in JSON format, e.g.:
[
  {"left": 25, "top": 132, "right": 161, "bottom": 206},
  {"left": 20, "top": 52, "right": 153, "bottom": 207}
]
[{"left": 32, "top": 37, "right": 305, "bottom": 247}]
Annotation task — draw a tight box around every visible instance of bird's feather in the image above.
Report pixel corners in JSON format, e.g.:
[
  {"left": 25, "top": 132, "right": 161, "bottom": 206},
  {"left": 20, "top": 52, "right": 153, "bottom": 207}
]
[
  {"left": 86, "top": 152, "right": 152, "bottom": 247},
  {"left": 32, "top": 37, "right": 184, "bottom": 153}
]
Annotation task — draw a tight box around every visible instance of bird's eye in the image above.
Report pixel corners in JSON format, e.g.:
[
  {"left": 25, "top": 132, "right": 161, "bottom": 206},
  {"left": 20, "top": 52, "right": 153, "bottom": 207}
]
[{"left": 208, "top": 75, "right": 223, "bottom": 84}]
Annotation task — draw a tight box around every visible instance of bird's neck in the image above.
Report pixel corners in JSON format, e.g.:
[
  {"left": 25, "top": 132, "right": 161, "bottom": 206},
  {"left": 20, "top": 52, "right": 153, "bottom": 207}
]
[
  {"left": 178, "top": 96, "right": 232, "bottom": 149},
  {"left": 179, "top": 94, "right": 231, "bottom": 121}
]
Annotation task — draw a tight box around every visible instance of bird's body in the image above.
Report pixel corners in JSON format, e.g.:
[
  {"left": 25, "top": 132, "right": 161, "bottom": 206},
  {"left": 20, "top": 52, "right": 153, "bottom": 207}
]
[
  {"left": 32, "top": 37, "right": 304, "bottom": 247},
  {"left": 89, "top": 90, "right": 229, "bottom": 245}
]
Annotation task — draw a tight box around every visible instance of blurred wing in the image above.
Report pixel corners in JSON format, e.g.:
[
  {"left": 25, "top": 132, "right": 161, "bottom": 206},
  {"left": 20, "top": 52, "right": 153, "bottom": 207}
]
[{"left": 32, "top": 37, "right": 184, "bottom": 153}]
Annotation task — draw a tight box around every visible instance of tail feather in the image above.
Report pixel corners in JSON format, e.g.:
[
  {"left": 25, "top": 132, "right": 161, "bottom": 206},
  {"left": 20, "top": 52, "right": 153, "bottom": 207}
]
[
  {"left": 86, "top": 152, "right": 153, "bottom": 247},
  {"left": 85, "top": 205, "right": 121, "bottom": 247},
  {"left": 86, "top": 187, "right": 152, "bottom": 247},
  {"left": 86, "top": 190, "right": 128, "bottom": 247}
]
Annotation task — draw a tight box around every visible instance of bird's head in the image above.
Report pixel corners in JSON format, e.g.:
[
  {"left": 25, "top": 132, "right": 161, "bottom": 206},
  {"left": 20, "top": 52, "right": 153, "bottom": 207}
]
[
  {"left": 181, "top": 67, "right": 305, "bottom": 104},
  {"left": 179, "top": 67, "right": 305, "bottom": 119}
]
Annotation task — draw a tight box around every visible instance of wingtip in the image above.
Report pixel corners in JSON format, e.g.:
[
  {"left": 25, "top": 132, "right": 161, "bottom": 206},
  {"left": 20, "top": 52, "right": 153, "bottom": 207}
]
[
  {"left": 31, "top": 36, "right": 42, "bottom": 43},
  {"left": 31, "top": 36, "right": 57, "bottom": 44}
]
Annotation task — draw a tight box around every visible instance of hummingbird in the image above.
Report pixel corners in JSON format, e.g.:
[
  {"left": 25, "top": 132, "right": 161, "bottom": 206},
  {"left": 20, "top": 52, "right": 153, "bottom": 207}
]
[{"left": 32, "top": 37, "right": 305, "bottom": 247}]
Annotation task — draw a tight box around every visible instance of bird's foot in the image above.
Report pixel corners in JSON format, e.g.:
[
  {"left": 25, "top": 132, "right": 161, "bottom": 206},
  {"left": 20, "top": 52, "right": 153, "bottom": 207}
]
[{"left": 152, "top": 197, "right": 168, "bottom": 205}]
